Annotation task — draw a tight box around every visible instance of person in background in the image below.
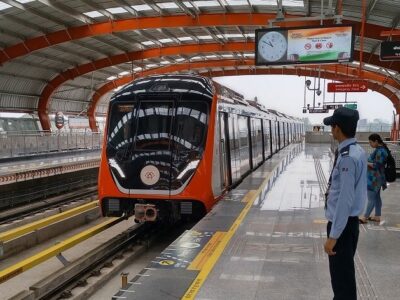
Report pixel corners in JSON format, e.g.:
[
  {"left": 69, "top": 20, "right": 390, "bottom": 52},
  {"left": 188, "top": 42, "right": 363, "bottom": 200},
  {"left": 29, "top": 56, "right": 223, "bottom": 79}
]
[
  {"left": 359, "top": 134, "right": 388, "bottom": 224},
  {"left": 323, "top": 107, "right": 367, "bottom": 300}
]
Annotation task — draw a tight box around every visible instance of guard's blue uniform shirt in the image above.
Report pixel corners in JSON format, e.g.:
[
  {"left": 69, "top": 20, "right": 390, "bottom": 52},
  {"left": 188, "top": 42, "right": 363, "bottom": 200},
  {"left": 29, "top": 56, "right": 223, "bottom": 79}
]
[{"left": 326, "top": 138, "right": 367, "bottom": 239}]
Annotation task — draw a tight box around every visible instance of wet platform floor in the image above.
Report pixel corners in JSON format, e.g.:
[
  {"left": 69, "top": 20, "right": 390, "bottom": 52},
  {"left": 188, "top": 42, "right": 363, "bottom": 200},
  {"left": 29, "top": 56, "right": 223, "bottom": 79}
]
[{"left": 114, "top": 143, "right": 400, "bottom": 300}]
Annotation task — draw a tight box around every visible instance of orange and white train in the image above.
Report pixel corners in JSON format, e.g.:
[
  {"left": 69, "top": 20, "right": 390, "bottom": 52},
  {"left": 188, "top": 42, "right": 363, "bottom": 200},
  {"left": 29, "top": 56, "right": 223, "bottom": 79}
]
[{"left": 98, "top": 74, "right": 304, "bottom": 222}]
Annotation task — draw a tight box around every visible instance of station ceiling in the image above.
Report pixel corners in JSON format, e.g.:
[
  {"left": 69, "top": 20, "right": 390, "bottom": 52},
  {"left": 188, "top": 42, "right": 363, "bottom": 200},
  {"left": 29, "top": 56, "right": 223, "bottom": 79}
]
[{"left": 0, "top": 0, "right": 399, "bottom": 131}]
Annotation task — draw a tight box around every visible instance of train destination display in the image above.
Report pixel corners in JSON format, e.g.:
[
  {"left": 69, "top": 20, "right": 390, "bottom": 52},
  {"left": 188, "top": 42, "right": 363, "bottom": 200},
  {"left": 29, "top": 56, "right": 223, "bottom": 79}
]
[{"left": 256, "top": 25, "right": 354, "bottom": 66}]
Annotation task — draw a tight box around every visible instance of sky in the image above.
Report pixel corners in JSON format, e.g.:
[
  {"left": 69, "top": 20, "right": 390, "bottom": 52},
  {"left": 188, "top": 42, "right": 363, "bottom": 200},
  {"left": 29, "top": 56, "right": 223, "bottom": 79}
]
[{"left": 213, "top": 75, "right": 395, "bottom": 124}]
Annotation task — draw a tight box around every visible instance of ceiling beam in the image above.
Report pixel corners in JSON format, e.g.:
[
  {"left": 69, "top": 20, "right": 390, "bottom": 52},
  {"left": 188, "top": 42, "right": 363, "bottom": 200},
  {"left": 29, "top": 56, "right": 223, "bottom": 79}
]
[
  {"left": 37, "top": 41, "right": 400, "bottom": 130},
  {"left": 36, "top": 0, "right": 91, "bottom": 23},
  {"left": 0, "top": 13, "right": 393, "bottom": 65}
]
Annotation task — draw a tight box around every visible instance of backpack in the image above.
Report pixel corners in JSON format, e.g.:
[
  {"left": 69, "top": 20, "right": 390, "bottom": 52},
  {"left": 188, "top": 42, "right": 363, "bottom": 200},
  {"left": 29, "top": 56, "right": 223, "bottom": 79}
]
[{"left": 384, "top": 147, "right": 397, "bottom": 183}]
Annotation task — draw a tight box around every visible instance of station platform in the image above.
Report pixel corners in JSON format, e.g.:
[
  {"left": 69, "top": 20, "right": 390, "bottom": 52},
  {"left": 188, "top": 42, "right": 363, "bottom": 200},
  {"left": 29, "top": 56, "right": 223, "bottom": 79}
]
[
  {"left": 113, "top": 143, "right": 400, "bottom": 300},
  {"left": 0, "top": 150, "right": 100, "bottom": 185}
]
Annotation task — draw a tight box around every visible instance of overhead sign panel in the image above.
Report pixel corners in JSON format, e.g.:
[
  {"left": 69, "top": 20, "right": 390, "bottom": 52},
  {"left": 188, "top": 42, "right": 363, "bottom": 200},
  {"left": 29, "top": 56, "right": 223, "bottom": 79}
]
[
  {"left": 344, "top": 103, "right": 358, "bottom": 110},
  {"left": 323, "top": 104, "right": 343, "bottom": 110},
  {"left": 255, "top": 25, "right": 354, "bottom": 66},
  {"left": 308, "top": 108, "right": 329, "bottom": 113},
  {"left": 327, "top": 81, "right": 368, "bottom": 92},
  {"left": 380, "top": 41, "right": 400, "bottom": 61}
]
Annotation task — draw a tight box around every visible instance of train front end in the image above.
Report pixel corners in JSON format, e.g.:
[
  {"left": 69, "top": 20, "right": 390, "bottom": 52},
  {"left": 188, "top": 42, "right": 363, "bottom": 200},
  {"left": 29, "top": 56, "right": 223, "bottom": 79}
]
[{"left": 99, "top": 75, "right": 216, "bottom": 223}]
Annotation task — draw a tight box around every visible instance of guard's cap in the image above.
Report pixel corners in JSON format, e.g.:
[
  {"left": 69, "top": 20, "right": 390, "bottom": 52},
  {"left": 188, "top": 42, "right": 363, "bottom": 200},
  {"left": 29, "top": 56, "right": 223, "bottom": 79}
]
[{"left": 323, "top": 107, "right": 359, "bottom": 129}]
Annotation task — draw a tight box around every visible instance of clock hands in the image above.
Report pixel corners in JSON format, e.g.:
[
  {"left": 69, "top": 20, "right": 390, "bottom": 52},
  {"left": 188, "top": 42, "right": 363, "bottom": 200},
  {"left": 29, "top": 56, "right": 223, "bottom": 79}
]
[{"left": 262, "top": 40, "right": 274, "bottom": 48}]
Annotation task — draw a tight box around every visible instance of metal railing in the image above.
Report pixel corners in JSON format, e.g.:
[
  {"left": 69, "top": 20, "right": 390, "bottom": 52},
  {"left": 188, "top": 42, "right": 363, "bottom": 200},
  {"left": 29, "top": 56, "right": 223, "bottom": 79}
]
[
  {"left": 0, "top": 132, "right": 104, "bottom": 159},
  {"left": 330, "top": 139, "right": 400, "bottom": 170},
  {"left": 306, "top": 125, "right": 392, "bottom": 133}
]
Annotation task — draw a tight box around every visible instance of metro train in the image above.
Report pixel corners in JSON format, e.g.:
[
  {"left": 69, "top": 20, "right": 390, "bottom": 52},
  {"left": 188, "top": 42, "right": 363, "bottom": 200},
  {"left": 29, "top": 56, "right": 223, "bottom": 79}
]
[{"left": 98, "top": 74, "right": 304, "bottom": 223}]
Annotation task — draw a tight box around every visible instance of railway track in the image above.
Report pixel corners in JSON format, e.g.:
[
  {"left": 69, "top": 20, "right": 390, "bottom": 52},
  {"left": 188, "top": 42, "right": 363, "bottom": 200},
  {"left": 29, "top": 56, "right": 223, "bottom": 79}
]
[
  {"left": 0, "top": 200, "right": 101, "bottom": 260},
  {"left": 6, "top": 220, "right": 187, "bottom": 300},
  {"left": 0, "top": 185, "right": 97, "bottom": 225}
]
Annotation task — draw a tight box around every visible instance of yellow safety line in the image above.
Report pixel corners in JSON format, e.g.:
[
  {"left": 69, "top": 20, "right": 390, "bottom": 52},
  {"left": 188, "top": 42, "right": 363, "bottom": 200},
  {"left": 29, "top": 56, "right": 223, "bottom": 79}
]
[
  {"left": 0, "top": 217, "right": 121, "bottom": 284},
  {"left": 187, "top": 232, "right": 226, "bottom": 271},
  {"left": 313, "top": 219, "right": 328, "bottom": 224},
  {"left": 182, "top": 169, "right": 276, "bottom": 300},
  {"left": 0, "top": 201, "right": 99, "bottom": 242}
]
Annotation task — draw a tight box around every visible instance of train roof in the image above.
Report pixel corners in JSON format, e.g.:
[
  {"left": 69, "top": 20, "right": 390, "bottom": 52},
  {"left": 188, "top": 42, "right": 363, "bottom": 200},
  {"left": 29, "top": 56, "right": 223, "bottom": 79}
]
[
  {"left": 110, "top": 74, "right": 214, "bottom": 102},
  {"left": 110, "top": 74, "right": 301, "bottom": 123}
]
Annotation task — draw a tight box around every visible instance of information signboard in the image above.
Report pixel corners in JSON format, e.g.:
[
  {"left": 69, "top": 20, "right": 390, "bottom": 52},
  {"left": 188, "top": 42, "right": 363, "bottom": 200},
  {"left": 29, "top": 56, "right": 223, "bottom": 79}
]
[
  {"left": 308, "top": 108, "right": 329, "bottom": 113},
  {"left": 380, "top": 41, "right": 400, "bottom": 61},
  {"left": 327, "top": 81, "right": 368, "bottom": 92},
  {"left": 323, "top": 104, "right": 343, "bottom": 110},
  {"left": 255, "top": 25, "right": 354, "bottom": 66},
  {"left": 344, "top": 103, "right": 357, "bottom": 110}
]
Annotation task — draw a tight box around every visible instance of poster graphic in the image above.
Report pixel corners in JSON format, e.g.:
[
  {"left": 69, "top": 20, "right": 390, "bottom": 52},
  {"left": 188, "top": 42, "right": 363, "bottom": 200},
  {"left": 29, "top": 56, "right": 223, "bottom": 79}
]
[
  {"left": 287, "top": 27, "right": 352, "bottom": 62},
  {"left": 256, "top": 26, "right": 353, "bottom": 65}
]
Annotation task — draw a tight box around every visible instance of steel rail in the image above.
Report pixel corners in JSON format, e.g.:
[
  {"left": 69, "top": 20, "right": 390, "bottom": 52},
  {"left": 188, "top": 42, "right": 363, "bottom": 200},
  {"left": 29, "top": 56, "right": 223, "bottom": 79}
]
[
  {"left": 0, "top": 217, "right": 122, "bottom": 284},
  {"left": 0, "top": 186, "right": 97, "bottom": 224},
  {"left": 0, "top": 201, "right": 98, "bottom": 243}
]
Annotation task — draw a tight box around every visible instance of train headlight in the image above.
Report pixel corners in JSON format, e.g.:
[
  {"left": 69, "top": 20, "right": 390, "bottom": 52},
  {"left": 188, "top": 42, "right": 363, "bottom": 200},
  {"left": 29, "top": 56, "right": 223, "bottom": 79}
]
[{"left": 108, "top": 158, "right": 126, "bottom": 178}]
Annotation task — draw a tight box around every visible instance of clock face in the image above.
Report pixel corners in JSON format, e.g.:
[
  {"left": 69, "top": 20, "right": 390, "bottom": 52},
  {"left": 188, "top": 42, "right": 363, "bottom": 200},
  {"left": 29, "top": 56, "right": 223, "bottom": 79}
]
[{"left": 258, "top": 31, "right": 288, "bottom": 62}]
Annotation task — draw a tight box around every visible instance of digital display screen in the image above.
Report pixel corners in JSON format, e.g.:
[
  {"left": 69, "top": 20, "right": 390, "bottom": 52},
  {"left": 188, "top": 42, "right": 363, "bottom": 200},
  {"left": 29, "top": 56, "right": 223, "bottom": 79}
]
[{"left": 255, "top": 25, "right": 354, "bottom": 66}]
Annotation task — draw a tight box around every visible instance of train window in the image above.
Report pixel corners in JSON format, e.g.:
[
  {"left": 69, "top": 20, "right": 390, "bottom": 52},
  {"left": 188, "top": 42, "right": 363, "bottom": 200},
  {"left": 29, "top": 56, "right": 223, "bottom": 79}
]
[
  {"left": 0, "top": 119, "right": 5, "bottom": 133},
  {"left": 107, "top": 103, "right": 136, "bottom": 155},
  {"left": 20, "top": 119, "right": 37, "bottom": 132},
  {"left": 135, "top": 101, "right": 174, "bottom": 151},
  {"left": 173, "top": 101, "right": 208, "bottom": 151},
  {"left": 6, "top": 120, "right": 18, "bottom": 132}
]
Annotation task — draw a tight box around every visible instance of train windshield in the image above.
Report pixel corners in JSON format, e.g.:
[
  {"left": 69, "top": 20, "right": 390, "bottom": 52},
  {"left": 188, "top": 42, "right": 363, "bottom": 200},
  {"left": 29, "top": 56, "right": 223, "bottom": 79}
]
[
  {"left": 106, "top": 103, "right": 136, "bottom": 156},
  {"left": 173, "top": 101, "right": 208, "bottom": 152},
  {"left": 107, "top": 100, "right": 208, "bottom": 154},
  {"left": 135, "top": 101, "right": 174, "bottom": 151},
  {"left": 106, "top": 98, "right": 209, "bottom": 191}
]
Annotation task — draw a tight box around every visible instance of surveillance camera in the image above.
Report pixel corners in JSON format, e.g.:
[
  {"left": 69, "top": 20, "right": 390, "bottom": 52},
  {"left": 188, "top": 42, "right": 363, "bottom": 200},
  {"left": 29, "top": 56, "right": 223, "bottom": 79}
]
[
  {"left": 305, "top": 80, "right": 311, "bottom": 87},
  {"left": 316, "top": 90, "right": 322, "bottom": 96}
]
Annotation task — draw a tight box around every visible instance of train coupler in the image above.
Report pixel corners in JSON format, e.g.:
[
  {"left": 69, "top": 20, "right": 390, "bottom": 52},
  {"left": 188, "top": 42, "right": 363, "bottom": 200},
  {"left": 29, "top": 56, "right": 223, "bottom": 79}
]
[{"left": 134, "top": 204, "right": 157, "bottom": 222}]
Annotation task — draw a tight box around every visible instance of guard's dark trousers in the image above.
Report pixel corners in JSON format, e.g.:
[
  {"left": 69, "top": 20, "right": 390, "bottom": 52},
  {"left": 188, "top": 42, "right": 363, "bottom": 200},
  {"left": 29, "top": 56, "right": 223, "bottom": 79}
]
[{"left": 327, "top": 217, "right": 359, "bottom": 300}]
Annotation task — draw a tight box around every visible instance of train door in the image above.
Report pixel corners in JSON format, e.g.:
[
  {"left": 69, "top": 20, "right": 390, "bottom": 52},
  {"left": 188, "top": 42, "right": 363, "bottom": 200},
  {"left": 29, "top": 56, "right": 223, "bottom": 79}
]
[
  {"left": 286, "top": 123, "right": 290, "bottom": 145},
  {"left": 251, "top": 118, "right": 263, "bottom": 167},
  {"left": 263, "top": 119, "right": 271, "bottom": 159},
  {"left": 270, "top": 120, "right": 275, "bottom": 153},
  {"left": 238, "top": 115, "right": 251, "bottom": 176},
  {"left": 277, "top": 121, "right": 281, "bottom": 150},
  {"left": 229, "top": 114, "right": 240, "bottom": 184},
  {"left": 283, "top": 122, "right": 286, "bottom": 147},
  {"left": 219, "top": 112, "right": 231, "bottom": 189}
]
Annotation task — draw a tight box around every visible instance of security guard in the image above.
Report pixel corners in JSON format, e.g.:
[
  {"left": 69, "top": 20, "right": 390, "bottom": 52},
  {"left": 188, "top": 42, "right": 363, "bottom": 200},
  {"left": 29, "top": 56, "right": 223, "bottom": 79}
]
[{"left": 323, "top": 107, "right": 367, "bottom": 300}]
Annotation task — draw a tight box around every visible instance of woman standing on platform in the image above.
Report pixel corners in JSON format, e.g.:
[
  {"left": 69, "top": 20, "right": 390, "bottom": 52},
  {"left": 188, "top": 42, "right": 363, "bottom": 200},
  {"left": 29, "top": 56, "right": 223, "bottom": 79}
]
[{"left": 359, "top": 134, "right": 388, "bottom": 224}]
